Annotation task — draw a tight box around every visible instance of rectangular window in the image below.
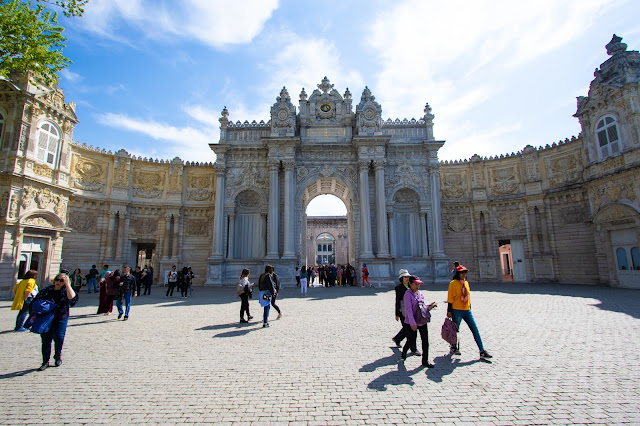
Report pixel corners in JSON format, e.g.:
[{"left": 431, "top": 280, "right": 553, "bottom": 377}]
[
  {"left": 317, "top": 244, "right": 322, "bottom": 252},
  {"left": 328, "top": 244, "right": 332, "bottom": 252},
  {"left": 598, "top": 131, "right": 608, "bottom": 147}
]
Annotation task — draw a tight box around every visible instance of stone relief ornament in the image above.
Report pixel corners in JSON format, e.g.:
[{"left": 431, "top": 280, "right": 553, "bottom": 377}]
[
  {"left": 356, "top": 86, "right": 382, "bottom": 134},
  {"left": 54, "top": 196, "right": 67, "bottom": 219},
  {"left": 490, "top": 167, "right": 518, "bottom": 195},
  {"left": 68, "top": 212, "right": 97, "bottom": 233},
  {"left": 525, "top": 156, "right": 541, "bottom": 182},
  {"left": 186, "top": 188, "right": 213, "bottom": 201},
  {"left": 394, "top": 188, "right": 420, "bottom": 204},
  {"left": 133, "top": 170, "right": 164, "bottom": 198},
  {"left": 235, "top": 190, "right": 261, "bottom": 208},
  {"left": 186, "top": 219, "right": 209, "bottom": 236},
  {"left": 23, "top": 216, "right": 53, "bottom": 228},
  {"left": 113, "top": 163, "right": 130, "bottom": 186},
  {"left": 448, "top": 215, "right": 468, "bottom": 232},
  {"left": 497, "top": 211, "right": 521, "bottom": 230},
  {"left": 189, "top": 174, "right": 213, "bottom": 189},
  {"left": 130, "top": 217, "right": 158, "bottom": 235},
  {"left": 546, "top": 154, "right": 581, "bottom": 187},
  {"left": 226, "top": 168, "right": 268, "bottom": 198},
  {"left": 9, "top": 194, "right": 19, "bottom": 218},
  {"left": 72, "top": 157, "right": 106, "bottom": 191},
  {"left": 32, "top": 163, "right": 53, "bottom": 178},
  {"left": 168, "top": 167, "right": 182, "bottom": 191},
  {"left": 560, "top": 206, "right": 587, "bottom": 225},
  {"left": 270, "top": 87, "right": 296, "bottom": 136},
  {"left": 0, "top": 192, "right": 8, "bottom": 217},
  {"left": 441, "top": 173, "right": 466, "bottom": 199}
]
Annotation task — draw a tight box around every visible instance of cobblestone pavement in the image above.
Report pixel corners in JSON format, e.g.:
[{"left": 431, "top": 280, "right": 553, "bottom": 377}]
[{"left": 1, "top": 281, "right": 639, "bottom": 425}]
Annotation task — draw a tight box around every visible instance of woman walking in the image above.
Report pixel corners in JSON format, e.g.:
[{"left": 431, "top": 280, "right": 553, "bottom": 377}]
[
  {"left": 392, "top": 269, "right": 411, "bottom": 347},
  {"left": 300, "top": 266, "right": 308, "bottom": 295},
  {"left": 34, "top": 273, "right": 78, "bottom": 371},
  {"left": 361, "top": 263, "right": 371, "bottom": 287},
  {"left": 258, "top": 265, "right": 276, "bottom": 328},
  {"left": 447, "top": 265, "right": 492, "bottom": 359},
  {"left": 271, "top": 268, "right": 283, "bottom": 319},
  {"left": 12, "top": 270, "right": 38, "bottom": 331},
  {"left": 236, "top": 269, "right": 254, "bottom": 323},
  {"left": 402, "top": 275, "right": 437, "bottom": 368},
  {"left": 101, "top": 270, "right": 120, "bottom": 315}
]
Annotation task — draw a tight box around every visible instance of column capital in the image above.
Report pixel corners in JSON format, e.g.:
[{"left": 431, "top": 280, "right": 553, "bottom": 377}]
[
  {"left": 282, "top": 160, "right": 295, "bottom": 170},
  {"left": 358, "top": 160, "right": 371, "bottom": 171},
  {"left": 373, "top": 159, "right": 386, "bottom": 170}
]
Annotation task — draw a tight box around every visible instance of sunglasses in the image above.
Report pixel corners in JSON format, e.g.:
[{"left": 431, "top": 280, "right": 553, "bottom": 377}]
[{"left": 54, "top": 278, "right": 65, "bottom": 282}]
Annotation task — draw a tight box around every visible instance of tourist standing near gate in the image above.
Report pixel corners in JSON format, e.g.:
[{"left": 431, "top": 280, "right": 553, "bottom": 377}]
[
  {"left": 179, "top": 267, "right": 189, "bottom": 298},
  {"left": 300, "top": 266, "right": 308, "bottom": 295},
  {"left": 401, "top": 275, "right": 436, "bottom": 368},
  {"left": 186, "top": 267, "right": 194, "bottom": 296},
  {"left": 361, "top": 263, "right": 371, "bottom": 287},
  {"left": 70, "top": 269, "right": 83, "bottom": 292},
  {"left": 447, "top": 265, "right": 493, "bottom": 360},
  {"left": 237, "top": 268, "right": 254, "bottom": 323},
  {"left": 271, "top": 268, "right": 283, "bottom": 319},
  {"left": 392, "top": 269, "right": 411, "bottom": 347},
  {"left": 12, "top": 270, "right": 38, "bottom": 331},
  {"left": 101, "top": 270, "right": 119, "bottom": 315},
  {"left": 258, "top": 265, "right": 276, "bottom": 328},
  {"left": 142, "top": 266, "right": 153, "bottom": 295},
  {"left": 116, "top": 267, "right": 137, "bottom": 321},
  {"left": 87, "top": 264, "right": 99, "bottom": 293},
  {"left": 133, "top": 266, "right": 143, "bottom": 295},
  {"left": 295, "top": 266, "right": 301, "bottom": 287},
  {"left": 165, "top": 265, "right": 178, "bottom": 298},
  {"left": 97, "top": 269, "right": 113, "bottom": 314},
  {"left": 33, "top": 273, "right": 78, "bottom": 371}
]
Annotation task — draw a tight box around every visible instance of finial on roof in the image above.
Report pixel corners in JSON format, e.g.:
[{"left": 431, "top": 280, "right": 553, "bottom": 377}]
[
  {"left": 606, "top": 34, "right": 627, "bottom": 56},
  {"left": 300, "top": 87, "right": 307, "bottom": 101},
  {"left": 318, "top": 76, "right": 334, "bottom": 93},
  {"left": 344, "top": 87, "right": 352, "bottom": 99},
  {"left": 221, "top": 106, "right": 229, "bottom": 118}
]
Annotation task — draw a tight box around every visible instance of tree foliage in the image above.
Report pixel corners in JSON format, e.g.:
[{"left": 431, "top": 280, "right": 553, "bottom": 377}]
[{"left": 0, "top": 0, "right": 88, "bottom": 86}]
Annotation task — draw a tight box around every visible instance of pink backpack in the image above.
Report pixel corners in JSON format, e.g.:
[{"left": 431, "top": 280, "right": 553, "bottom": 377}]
[{"left": 441, "top": 317, "right": 458, "bottom": 345}]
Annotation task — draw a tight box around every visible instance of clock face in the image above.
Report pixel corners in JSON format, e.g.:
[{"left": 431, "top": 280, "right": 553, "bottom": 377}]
[{"left": 320, "top": 103, "right": 332, "bottom": 113}]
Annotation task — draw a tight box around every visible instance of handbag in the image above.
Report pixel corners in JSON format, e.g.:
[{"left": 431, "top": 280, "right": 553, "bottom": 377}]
[
  {"left": 441, "top": 317, "right": 458, "bottom": 345},
  {"left": 414, "top": 299, "right": 431, "bottom": 325},
  {"left": 25, "top": 299, "right": 58, "bottom": 334}
]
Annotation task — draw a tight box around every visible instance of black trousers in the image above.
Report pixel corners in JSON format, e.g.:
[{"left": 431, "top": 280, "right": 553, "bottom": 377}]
[
  {"left": 270, "top": 295, "right": 281, "bottom": 314},
  {"left": 166, "top": 282, "right": 176, "bottom": 296},
  {"left": 240, "top": 294, "right": 250, "bottom": 320},
  {"left": 402, "top": 323, "right": 429, "bottom": 362},
  {"left": 393, "top": 314, "right": 408, "bottom": 344}
]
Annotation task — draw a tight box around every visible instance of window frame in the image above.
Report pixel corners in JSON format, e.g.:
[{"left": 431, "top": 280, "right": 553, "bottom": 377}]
[
  {"left": 34, "top": 121, "right": 61, "bottom": 167},
  {"left": 595, "top": 115, "right": 621, "bottom": 160}
]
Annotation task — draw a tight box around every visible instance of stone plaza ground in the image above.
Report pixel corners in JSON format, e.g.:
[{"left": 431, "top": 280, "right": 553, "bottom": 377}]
[{"left": 1, "top": 281, "right": 639, "bottom": 425}]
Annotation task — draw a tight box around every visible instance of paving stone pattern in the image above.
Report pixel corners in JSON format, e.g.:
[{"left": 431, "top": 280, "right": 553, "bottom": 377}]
[{"left": 1, "top": 282, "right": 639, "bottom": 425}]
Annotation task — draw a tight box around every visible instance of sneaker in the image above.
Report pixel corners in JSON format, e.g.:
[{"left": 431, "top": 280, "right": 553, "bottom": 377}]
[
  {"left": 123, "top": 316, "right": 128, "bottom": 321},
  {"left": 480, "top": 350, "right": 493, "bottom": 359},
  {"left": 263, "top": 323, "right": 270, "bottom": 328},
  {"left": 240, "top": 319, "right": 248, "bottom": 323},
  {"left": 38, "top": 362, "right": 49, "bottom": 371},
  {"left": 14, "top": 327, "right": 28, "bottom": 332},
  {"left": 248, "top": 316, "right": 254, "bottom": 320},
  {"left": 53, "top": 356, "right": 62, "bottom": 367},
  {"left": 118, "top": 313, "right": 123, "bottom": 319},
  {"left": 450, "top": 344, "right": 461, "bottom": 355}
]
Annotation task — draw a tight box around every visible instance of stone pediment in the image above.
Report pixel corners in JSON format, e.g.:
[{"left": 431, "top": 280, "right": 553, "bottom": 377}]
[{"left": 298, "top": 77, "right": 353, "bottom": 142}]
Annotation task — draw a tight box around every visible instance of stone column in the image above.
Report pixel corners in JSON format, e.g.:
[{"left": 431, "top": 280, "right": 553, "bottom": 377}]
[
  {"left": 163, "top": 214, "right": 172, "bottom": 259},
  {"left": 474, "top": 211, "right": 484, "bottom": 256},
  {"left": 211, "top": 168, "right": 226, "bottom": 258},
  {"left": 227, "top": 213, "right": 235, "bottom": 259},
  {"left": 539, "top": 206, "right": 550, "bottom": 253},
  {"left": 172, "top": 213, "right": 179, "bottom": 259},
  {"left": 105, "top": 211, "right": 116, "bottom": 259},
  {"left": 420, "top": 209, "right": 429, "bottom": 258},
  {"left": 283, "top": 161, "right": 295, "bottom": 258},
  {"left": 374, "top": 160, "right": 390, "bottom": 257},
  {"left": 122, "top": 210, "right": 131, "bottom": 264},
  {"left": 529, "top": 206, "right": 540, "bottom": 253},
  {"left": 429, "top": 169, "right": 445, "bottom": 254},
  {"left": 387, "top": 210, "right": 396, "bottom": 257},
  {"left": 358, "top": 161, "right": 373, "bottom": 257},
  {"left": 267, "top": 162, "right": 279, "bottom": 258},
  {"left": 115, "top": 211, "right": 125, "bottom": 259}
]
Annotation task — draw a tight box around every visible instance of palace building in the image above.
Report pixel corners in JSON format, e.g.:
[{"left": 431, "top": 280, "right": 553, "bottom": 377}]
[{"left": 1, "top": 35, "right": 639, "bottom": 292}]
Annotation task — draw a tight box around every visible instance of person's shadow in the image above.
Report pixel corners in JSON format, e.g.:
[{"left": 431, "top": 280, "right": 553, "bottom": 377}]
[
  {"left": 360, "top": 347, "right": 402, "bottom": 373},
  {"left": 424, "top": 354, "right": 482, "bottom": 382},
  {"left": 0, "top": 368, "right": 38, "bottom": 380},
  {"left": 366, "top": 359, "right": 424, "bottom": 391}
]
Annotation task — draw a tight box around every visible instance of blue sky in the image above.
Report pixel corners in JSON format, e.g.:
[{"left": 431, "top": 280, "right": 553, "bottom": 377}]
[{"left": 56, "top": 0, "right": 640, "bottom": 216}]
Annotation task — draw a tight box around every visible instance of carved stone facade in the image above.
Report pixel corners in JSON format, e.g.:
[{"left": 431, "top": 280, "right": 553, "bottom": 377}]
[{"left": 1, "top": 35, "right": 638, "bottom": 292}]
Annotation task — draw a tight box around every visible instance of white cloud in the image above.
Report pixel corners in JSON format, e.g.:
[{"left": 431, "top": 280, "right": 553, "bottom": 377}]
[
  {"left": 95, "top": 112, "right": 217, "bottom": 162},
  {"left": 78, "top": 0, "right": 279, "bottom": 48},
  {"left": 59, "top": 68, "right": 83, "bottom": 83}
]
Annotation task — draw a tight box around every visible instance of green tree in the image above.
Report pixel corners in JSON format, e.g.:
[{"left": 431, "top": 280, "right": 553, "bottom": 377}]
[{"left": 0, "top": 0, "right": 88, "bottom": 86}]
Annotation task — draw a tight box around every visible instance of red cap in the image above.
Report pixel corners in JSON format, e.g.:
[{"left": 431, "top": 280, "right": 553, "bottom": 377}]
[
  {"left": 409, "top": 275, "right": 424, "bottom": 285},
  {"left": 455, "top": 265, "right": 469, "bottom": 273}
]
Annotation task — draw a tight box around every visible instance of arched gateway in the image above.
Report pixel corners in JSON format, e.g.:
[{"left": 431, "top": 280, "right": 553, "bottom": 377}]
[{"left": 207, "top": 78, "right": 450, "bottom": 285}]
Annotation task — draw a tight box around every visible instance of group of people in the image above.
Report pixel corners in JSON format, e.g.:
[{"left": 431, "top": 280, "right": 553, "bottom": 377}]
[
  {"left": 294, "top": 263, "right": 372, "bottom": 290},
  {"left": 236, "top": 265, "right": 283, "bottom": 327},
  {"left": 165, "top": 265, "right": 194, "bottom": 298},
  {"left": 391, "top": 263, "right": 492, "bottom": 368}
]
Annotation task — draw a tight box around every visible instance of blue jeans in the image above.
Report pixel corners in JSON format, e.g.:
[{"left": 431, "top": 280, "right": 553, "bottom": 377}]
[
  {"left": 451, "top": 309, "right": 484, "bottom": 352},
  {"left": 116, "top": 291, "right": 132, "bottom": 317},
  {"left": 15, "top": 297, "right": 33, "bottom": 330},
  {"left": 88, "top": 277, "right": 97, "bottom": 293},
  {"left": 41, "top": 317, "right": 69, "bottom": 363},
  {"left": 263, "top": 305, "right": 271, "bottom": 324}
]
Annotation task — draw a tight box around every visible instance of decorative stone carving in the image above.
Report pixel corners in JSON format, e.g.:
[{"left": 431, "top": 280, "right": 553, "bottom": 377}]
[
  {"left": 560, "top": 206, "right": 587, "bottom": 225},
  {"left": 394, "top": 188, "right": 419, "bottom": 204},
  {"left": 33, "top": 163, "right": 53, "bottom": 178},
  {"left": 235, "top": 190, "right": 261, "bottom": 208},
  {"left": 447, "top": 215, "right": 468, "bottom": 232},
  {"left": 546, "top": 154, "right": 581, "bottom": 187},
  {"left": 113, "top": 163, "right": 129, "bottom": 187},
  {"left": 187, "top": 188, "right": 213, "bottom": 201},
  {"left": 0, "top": 192, "right": 8, "bottom": 217},
  {"left": 130, "top": 217, "right": 158, "bottom": 235},
  {"left": 23, "top": 216, "right": 53, "bottom": 228},
  {"left": 525, "top": 156, "right": 540, "bottom": 182},
  {"left": 72, "top": 156, "right": 106, "bottom": 192},
  {"left": 189, "top": 174, "right": 213, "bottom": 188},
  {"left": 133, "top": 170, "right": 164, "bottom": 198},
  {"left": 490, "top": 167, "right": 518, "bottom": 194},
  {"left": 186, "top": 219, "right": 209, "bottom": 236},
  {"left": 54, "top": 196, "right": 66, "bottom": 219},
  {"left": 68, "top": 212, "right": 97, "bottom": 233},
  {"left": 441, "top": 173, "right": 466, "bottom": 198},
  {"left": 270, "top": 87, "right": 296, "bottom": 136},
  {"left": 226, "top": 168, "right": 268, "bottom": 199},
  {"left": 497, "top": 211, "right": 521, "bottom": 230},
  {"left": 356, "top": 86, "right": 382, "bottom": 135},
  {"left": 9, "top": 193, "right": 19, "bottom": 218},
  {"left": 168, "top": 166, "right": 182, "bottom": 191}
]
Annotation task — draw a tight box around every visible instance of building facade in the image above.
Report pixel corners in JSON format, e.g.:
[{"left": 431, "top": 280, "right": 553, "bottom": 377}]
[{"left": 1, "top": 35, "right": 638, "bottom": 293}]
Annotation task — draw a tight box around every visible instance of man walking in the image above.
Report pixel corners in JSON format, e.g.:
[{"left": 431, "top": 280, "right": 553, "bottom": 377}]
[
  {"left": 166, "top": 265, "right": 178, "bottom": 298},
  {"left": 87, "top": 264, "right": 99, "bottom": 294},
  {"left": 116, "top": 266, "right": 137, "bottom": 321}
]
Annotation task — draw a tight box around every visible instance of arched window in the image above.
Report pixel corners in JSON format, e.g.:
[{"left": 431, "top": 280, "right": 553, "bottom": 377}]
[
  {"left": 631, "top": 247, "right": 640, "bottom": 270},
  {"left": 35, "top": 122, "right": 60, "bottom": 167},
  {"left": 596, "top": 116, "right": 620, "bottom": 159},
  {"left": 616, "top": 247, "right": 629, "bottom": 270}
]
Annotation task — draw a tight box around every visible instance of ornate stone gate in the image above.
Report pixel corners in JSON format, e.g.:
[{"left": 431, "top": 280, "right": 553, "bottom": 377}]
[{"left": 207, "top": 77, "right": 450, "bottom": 285}]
